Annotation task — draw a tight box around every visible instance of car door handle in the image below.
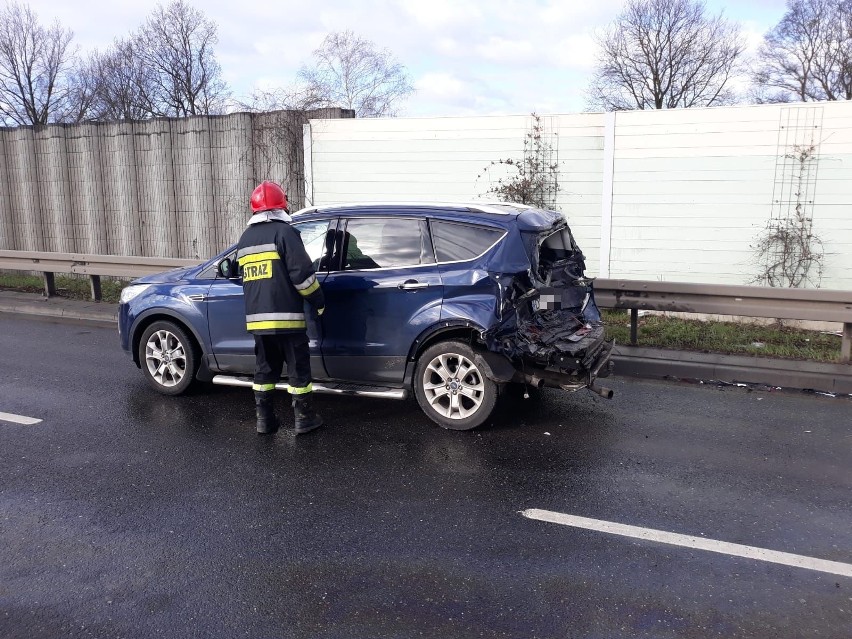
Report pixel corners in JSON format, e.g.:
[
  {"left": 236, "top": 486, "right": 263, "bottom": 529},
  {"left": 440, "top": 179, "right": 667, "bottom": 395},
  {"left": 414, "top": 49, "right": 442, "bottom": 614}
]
[
  {"left": 398, "top": 280, "right": 430, "bottom": 291},
  {"left": 187, "top": 294, "right": 206, "bottom": 302}
]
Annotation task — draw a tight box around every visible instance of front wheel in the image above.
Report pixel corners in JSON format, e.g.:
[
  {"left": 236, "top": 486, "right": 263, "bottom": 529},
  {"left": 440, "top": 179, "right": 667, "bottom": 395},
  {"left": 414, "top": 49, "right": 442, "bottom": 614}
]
[
  {"left": 138, "top": 320, "right": 198, "bottom": 395},
  {"left": 413, "top": 340, "right": 498, "bottom": 431}
]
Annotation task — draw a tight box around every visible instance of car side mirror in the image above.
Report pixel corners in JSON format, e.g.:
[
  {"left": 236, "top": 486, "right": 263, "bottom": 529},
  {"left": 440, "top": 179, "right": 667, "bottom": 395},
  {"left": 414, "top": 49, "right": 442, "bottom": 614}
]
[{"left": 218, "top": 257, "right": 239, "bottom": 279}]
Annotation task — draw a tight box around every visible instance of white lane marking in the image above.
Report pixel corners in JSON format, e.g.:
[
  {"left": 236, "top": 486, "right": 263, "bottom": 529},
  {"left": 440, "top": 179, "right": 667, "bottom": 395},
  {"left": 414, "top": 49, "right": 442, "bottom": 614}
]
[
  {"left": 522, "top": 509, "right": 852, "bottom": 578},
  {"left": 0, "top": 411, "right": 42, "bottom": 425}
]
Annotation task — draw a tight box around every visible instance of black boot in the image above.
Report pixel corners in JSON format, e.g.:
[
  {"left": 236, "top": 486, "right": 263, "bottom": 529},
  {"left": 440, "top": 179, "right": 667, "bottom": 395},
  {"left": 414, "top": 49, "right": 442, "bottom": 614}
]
[
  {"left": 292, "top": 395, "right": 323, "bottom": 435},
  {"left": 254, "top": 390, "right": 279, "bottom": 435}
]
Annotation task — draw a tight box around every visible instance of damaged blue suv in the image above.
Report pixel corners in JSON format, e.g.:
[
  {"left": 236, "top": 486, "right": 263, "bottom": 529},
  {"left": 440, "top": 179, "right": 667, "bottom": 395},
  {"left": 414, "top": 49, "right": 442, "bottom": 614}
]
[{"left": 119, "top": 202, "right": 613, "bottom": 430}]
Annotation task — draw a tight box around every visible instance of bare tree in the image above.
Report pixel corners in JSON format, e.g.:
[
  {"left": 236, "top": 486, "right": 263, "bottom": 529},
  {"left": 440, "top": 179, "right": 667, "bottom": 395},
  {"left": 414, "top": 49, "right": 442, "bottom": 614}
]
[
  {"left": 0, "top": 1, "right": 75, "bottom": 125},
  {"left": 752, "top": 0, "right": 852, "bottom": 103},
  {"left": 587, "top": 0, "right": 746, "bottom": 110},
  {"left": 238, "top": 85, "right": 325, "bottom": 113},
  {"left": 84, "top": 38, "right": 157, "bottom": 120},
  {"left": 62, "top": 53, "right": 102, "bottom": 123},
  {"left": 298, "top": 31, "right": 413, "bottom": 117},
  {"left": 133, "top": 0, "right": 229, "bottom": 117},
  {"left": 74, "top": 1, "right": 229, "bottom": 121}
]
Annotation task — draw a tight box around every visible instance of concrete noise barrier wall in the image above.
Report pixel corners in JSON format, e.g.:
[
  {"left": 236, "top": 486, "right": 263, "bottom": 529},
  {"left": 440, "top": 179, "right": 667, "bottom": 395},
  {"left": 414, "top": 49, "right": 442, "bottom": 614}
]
[{"left": 0, "top": 108, "right": 352, "bottom": 259}]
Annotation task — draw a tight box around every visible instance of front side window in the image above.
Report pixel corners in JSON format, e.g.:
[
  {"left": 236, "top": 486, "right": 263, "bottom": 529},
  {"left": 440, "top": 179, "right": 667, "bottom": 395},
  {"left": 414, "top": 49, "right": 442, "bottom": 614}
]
[
  {"left": 430, "top": 220, "right": 505, "bottom": 263},
  {"left": 293, "top": 219, "right": 334, "bottom": 271},
  {"left": 340, "top": 218, "right": 432, "bottom": 271}
]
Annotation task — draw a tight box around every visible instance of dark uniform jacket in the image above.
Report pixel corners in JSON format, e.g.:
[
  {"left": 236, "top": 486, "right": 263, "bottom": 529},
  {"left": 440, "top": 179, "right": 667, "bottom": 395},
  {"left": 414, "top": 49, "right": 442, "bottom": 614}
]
[{"left": 236, "top": 214, "right": 325, "bottom": 334}]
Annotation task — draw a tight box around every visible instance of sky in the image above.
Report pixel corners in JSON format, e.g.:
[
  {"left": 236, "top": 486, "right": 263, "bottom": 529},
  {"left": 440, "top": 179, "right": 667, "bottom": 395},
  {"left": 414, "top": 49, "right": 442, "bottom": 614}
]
[{"left": 34, "top": 0, "right": 790, "bottom": 117}]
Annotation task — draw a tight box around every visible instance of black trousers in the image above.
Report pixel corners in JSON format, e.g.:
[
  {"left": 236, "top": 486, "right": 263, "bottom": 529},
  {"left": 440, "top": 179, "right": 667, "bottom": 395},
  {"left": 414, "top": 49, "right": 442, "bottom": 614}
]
[{"left": 253, "top": 333, "right": 312, "bottom": 394}]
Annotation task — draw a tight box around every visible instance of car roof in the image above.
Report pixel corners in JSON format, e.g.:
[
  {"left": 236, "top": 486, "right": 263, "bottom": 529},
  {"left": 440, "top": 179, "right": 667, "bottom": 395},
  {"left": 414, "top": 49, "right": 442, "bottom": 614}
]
[
  {"left": 292, "top": 201, "right": 566, "bottom": 232},
  {"left": 292, "top": 201, "right": 529, "bottom": 222}
]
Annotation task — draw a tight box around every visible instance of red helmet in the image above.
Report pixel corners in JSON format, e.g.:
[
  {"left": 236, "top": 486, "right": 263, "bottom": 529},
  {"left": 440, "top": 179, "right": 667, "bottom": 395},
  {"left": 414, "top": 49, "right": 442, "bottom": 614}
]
[{"left": 250, "top": 181, "right": 288, "bottom": 213}]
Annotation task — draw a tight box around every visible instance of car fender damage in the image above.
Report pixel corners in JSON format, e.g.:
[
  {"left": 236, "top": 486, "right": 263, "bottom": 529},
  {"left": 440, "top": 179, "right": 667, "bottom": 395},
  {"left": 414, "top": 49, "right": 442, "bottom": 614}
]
[{"left": 477, "top": 217, "right": 614, "bottom": 398}]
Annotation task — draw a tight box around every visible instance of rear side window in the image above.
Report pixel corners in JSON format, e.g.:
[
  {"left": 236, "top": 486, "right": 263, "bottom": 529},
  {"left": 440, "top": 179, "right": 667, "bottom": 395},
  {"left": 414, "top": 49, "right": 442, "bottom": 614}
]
[{"left": 430, "top": 221, "right": 505, "bottom": 263}]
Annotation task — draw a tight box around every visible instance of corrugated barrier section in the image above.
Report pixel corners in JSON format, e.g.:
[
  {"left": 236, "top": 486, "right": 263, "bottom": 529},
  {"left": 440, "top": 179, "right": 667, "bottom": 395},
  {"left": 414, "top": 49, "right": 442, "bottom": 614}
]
[{"left": 0, "top": 108, "right": 353, "bottom": 259}]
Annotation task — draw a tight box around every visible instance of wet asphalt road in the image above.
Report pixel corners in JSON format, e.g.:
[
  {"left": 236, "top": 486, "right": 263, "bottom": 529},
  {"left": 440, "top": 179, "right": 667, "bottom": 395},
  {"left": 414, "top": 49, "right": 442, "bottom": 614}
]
[{"left": 1, "top": 314, "right": 851, "bottom": 639}]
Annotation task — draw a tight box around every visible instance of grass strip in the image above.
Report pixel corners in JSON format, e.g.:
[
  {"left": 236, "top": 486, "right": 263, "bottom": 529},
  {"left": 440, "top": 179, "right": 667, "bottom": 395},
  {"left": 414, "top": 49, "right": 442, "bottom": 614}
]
[
  {"left": 602, "top": 309, "right": 843, "bottom": 364},
  {"left": 0, "top": 273, "right": 129, "bottom": 304}
]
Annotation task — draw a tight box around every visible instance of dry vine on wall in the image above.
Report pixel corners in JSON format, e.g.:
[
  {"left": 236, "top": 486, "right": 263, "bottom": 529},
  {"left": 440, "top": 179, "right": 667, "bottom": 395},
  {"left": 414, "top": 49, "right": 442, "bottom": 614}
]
[
  {"left": 477, "top": 113, "right": 560, "bottom": 210},
  {"left": 752, "top": 143, "right": 824, "bottom": 288},
  {"left": 247, "top": 111, "right": 308, "bottom": 210}
]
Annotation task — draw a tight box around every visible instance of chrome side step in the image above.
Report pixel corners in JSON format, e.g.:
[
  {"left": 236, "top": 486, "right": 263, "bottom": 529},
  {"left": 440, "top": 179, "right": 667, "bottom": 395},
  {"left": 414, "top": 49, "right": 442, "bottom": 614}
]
[{"left": 211, "top": 375, "right": 408, "bottom": 400}]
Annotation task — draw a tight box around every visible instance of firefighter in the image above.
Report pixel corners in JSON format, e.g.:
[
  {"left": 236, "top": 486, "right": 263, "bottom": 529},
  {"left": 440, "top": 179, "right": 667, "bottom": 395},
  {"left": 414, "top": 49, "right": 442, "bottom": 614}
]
[{"left": 236, "top": 181, "right": 325, "bottom": 435}]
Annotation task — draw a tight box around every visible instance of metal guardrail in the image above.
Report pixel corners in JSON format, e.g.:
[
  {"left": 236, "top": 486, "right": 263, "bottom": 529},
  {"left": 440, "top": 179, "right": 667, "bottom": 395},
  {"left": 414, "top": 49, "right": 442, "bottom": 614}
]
[
  {"left": 0, "top": 250, "right": 200, "bottom": 301},
  {"left": 1, "top": 251, "right": 850, "bottom": 362},
  {"left": 594, "top": 279, "right": 852, "bottom": 364}
]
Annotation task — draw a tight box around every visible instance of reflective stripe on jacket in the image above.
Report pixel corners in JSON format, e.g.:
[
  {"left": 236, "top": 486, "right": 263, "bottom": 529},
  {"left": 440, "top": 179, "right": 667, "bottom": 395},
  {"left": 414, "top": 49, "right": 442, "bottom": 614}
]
[{"left": 236, "top": 219, "right": 325, "bottom": 334}]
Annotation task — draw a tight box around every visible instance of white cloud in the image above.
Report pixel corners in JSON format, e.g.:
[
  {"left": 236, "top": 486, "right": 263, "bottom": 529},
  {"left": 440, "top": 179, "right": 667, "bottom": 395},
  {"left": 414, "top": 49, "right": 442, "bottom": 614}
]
[
  {"left": 435, "top": 37, "right": 464, "bottom": 58},
  {"left": 410, "top": 71, "right": 517, "bottom": 116},
  {"left": 400, "top": 0, "right": 483, "bottom": 29},
  {"left": 475, "top": 37, "right": 537, "bottom": 65},
  {"left": 538, "top": 0, "right": 625, "bottom": 25},
  {"left": 416, "top": 72, "right": 469, "bottom": 101},
  {"left": 550, "top": 33, "right": 600, "bottom": 71}
]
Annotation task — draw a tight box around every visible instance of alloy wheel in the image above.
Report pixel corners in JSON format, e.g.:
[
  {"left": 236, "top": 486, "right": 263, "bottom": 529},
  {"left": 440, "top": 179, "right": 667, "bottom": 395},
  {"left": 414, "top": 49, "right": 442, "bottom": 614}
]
[
  {"left": 144, "top": 329, "right": 188, "bottom": 388},
  {"left": 421, "top": 352, "right": 486, "bottom": 420}
]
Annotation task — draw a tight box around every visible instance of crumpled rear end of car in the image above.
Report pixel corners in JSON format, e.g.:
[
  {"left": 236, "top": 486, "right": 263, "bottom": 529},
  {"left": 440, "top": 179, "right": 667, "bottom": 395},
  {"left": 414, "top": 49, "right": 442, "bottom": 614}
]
[{"left": 483, "top": 212, "right": 614, "bottom": 396}]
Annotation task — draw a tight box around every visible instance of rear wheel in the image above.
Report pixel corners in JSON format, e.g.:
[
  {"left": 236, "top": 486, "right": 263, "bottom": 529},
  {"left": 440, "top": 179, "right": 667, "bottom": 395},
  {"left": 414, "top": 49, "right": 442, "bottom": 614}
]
[
  {"left": 413, "top": 340, "right": 498, "bottom": 431},
  {"left": 138, "top": 320, "right": 198, "bottom": 395}
]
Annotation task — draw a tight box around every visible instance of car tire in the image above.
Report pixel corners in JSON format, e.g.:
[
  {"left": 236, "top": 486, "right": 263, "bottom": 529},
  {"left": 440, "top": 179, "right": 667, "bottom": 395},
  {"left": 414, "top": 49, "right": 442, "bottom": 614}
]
[
  {"left": 138, "top": 320, "right": 198, "bottom": 396},
  {"left": 413, "top": 340, "right": 498, "bottom": 431}
]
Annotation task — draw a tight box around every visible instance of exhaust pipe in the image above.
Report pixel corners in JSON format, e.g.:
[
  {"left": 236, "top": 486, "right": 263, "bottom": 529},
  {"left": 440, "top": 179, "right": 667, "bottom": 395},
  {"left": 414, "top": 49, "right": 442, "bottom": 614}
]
[{"left": 589, "top": 384, "right": 614, "bottom": 399}]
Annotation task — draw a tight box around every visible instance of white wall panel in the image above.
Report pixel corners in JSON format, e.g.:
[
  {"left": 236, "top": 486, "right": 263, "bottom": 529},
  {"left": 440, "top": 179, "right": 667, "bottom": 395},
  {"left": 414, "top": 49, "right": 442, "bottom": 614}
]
[
  {"left": 308, "top": 101, "right": 852, "bottom": 288},
  {"left": 308, "top": 113, "right": 606, "bottom": 273},
  {"left": 608, "top": 101, "right": 852, "bottom": 288}
]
